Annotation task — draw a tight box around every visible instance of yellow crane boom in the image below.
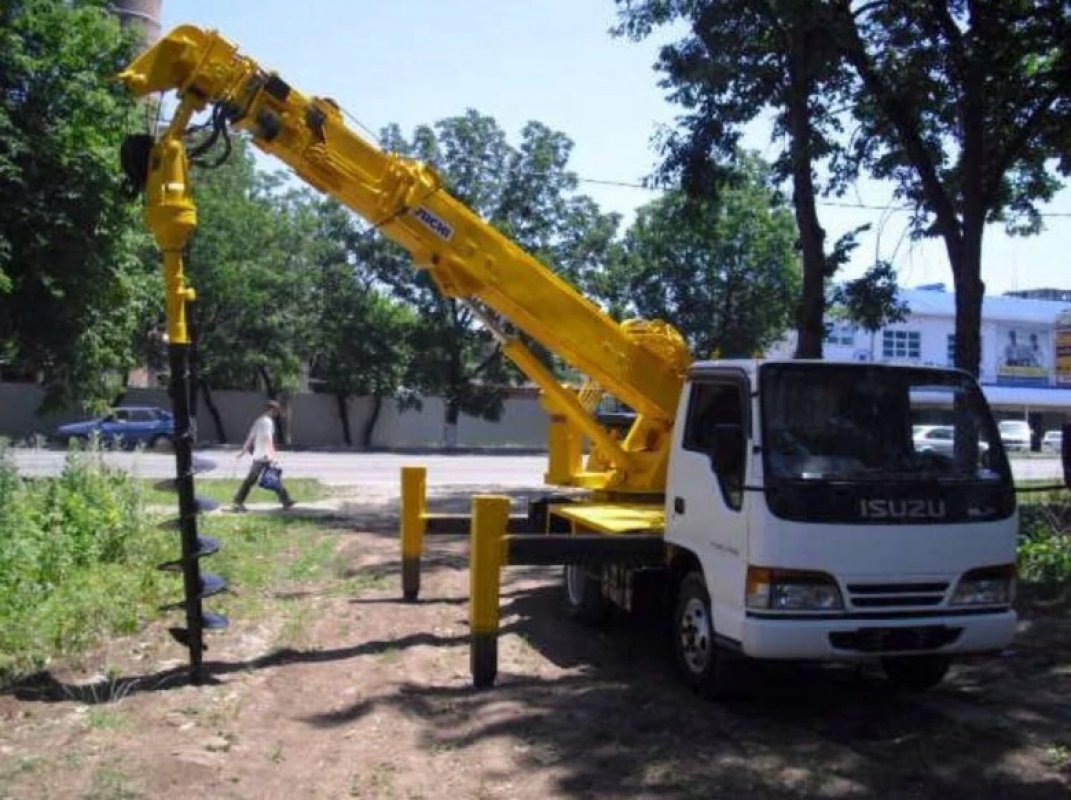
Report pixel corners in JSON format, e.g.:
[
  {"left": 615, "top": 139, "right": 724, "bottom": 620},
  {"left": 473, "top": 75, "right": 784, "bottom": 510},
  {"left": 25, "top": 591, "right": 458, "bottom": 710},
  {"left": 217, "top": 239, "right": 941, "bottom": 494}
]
[{"left": 120, "top": 25, "right": 692, "bottom": 494}]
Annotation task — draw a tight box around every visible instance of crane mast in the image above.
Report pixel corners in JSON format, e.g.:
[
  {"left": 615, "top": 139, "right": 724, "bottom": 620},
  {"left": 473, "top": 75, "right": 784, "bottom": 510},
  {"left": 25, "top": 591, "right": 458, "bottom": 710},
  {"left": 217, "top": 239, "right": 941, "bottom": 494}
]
[{"left": 120, "top": 25, "right": 692, "bottom": 495}]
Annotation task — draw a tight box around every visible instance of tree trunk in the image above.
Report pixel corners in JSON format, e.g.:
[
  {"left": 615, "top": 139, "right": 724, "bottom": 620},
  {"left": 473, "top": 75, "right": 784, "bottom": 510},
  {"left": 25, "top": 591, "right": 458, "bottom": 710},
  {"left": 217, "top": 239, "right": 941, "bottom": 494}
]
[
  {"left": 950, "top": 223, "right": 985, "bottom": 377},
  {"left": 361, "top": 394, "right": 383, "bottom": 449},
  {"left": 198, "top": 378, "right": 227, "bottom": 442},
  {"left": 336, "top": 393, "right": 352, "bottom": 447},
  {"left": 444, "top": 399, "right": 460, "bottom": 450},
  {"left": 111, "top": 385, "right": 128, "bottom": 408},
  {"left": 786, "top": 23, "right": 828, "bottom": 360},
  {"left": 257, "top": 365, "right": 277, "bottom": 399}
]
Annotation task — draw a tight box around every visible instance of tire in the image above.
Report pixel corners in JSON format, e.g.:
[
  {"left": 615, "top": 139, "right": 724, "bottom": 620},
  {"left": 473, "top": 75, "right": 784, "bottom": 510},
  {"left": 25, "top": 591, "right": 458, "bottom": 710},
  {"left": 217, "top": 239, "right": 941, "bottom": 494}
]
[
  {"left": 882, "top": 655, "right": 951, "bottom": 691},
  {"left": 150, "top": 434, "right": 173, "bottom": 453},
  {"left": 673, "top": 571, "right": 747, "bottom": 700},
  {"left": 562, "top": 564, "right": 609, "bottom": 625}
]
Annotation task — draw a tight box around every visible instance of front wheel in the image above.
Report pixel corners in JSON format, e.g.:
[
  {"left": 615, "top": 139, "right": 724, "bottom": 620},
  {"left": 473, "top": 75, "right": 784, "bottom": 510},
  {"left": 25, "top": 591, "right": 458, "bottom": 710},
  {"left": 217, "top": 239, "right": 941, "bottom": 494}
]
[
  {"left": 881, "top": 655, "right": 951, "bottom": 690},
  {"left": 562, "top": 564, "right": 608, "bottom": 625},
  {"left": 674, "top": 571, "right": 746, "bottom": 699},
  {"left": 150, "top": 434, "right": 173, "bottom": 453}
]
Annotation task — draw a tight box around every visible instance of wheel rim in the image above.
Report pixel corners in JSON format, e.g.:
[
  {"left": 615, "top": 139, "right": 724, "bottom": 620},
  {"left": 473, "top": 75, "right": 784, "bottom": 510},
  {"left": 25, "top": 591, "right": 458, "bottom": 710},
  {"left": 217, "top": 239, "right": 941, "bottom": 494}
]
[
  {"left": 565, "top": 564, "right": 586, "bottom": 606},
  {"left": 679, "top": 596, "right": 712, "bottom": 675}
]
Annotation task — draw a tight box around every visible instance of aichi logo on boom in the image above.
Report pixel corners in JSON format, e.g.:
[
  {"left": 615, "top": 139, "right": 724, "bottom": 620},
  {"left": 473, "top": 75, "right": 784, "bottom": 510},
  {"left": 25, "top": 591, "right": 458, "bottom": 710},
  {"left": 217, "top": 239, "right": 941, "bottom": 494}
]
[{"left": 413, "top": 206, "right": 454, "bottom": 240}]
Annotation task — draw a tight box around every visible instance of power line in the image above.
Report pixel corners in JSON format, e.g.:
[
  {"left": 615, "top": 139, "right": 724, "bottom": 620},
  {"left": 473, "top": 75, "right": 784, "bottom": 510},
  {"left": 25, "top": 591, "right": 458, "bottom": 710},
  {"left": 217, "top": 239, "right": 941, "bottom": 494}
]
[{"left": 572, "top": 178, "right": 1071, "bottom": 218}]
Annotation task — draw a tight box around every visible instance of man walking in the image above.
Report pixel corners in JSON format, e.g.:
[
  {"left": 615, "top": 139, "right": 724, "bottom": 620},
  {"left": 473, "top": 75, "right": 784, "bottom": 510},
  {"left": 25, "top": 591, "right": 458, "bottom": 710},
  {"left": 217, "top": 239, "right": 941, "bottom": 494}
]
[{"left": 232, "top": 400, "right": 295, "bottom": 511}]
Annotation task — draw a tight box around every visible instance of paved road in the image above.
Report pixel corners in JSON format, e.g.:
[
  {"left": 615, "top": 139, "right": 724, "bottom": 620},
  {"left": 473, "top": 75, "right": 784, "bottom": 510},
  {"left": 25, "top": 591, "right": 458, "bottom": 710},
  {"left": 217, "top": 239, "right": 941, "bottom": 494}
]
[
  {"left": 8, "top": 446, "right": 1064, "bottom": 486},
  {"left": 9, "top": 448, "right": 548, "bottom": 488}
]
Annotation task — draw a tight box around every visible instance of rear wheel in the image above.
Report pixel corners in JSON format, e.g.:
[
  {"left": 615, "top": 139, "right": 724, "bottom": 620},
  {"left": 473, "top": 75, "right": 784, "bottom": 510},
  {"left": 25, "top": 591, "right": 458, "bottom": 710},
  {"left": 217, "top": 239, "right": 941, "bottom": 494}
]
[
  {"left": 562, "top": 564, "right": 609, "bottom": 625},
  {"left": 150, "top": 434, "right": 173, "bottom": 453},
  {"left": 674, "top": 571, "right": 746, "bottom": 699},
  {"left": 882, "top": 655, "right": 951, "bottom": 690}
]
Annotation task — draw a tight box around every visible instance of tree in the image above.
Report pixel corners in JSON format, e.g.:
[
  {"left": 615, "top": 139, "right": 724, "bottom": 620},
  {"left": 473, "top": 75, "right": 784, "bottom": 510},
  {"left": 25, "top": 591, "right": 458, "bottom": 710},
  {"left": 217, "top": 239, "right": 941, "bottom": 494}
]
[
  {"left": 369, "top": 110, "right": 621, "bottom": 446},
  {"left": 307, "top": 200, "right": 414, "bottom": 447},
  {"left": 183, "top": 138, "right": 320, "bottom": 440},
  {"left": 618, "top": 155, "right": 800, "bottom": 358},
  {"left": 829, "top": 1, "right": 1071, "bottom": 376},
  {"left": 829, "top": 260, "right": 909, "bottom": 360},
  {"left": 0, "top": 0, "right": 153, "bottom": 408},
  {"left": 614, "top": 0, "right": 855, "bottom": 358}
]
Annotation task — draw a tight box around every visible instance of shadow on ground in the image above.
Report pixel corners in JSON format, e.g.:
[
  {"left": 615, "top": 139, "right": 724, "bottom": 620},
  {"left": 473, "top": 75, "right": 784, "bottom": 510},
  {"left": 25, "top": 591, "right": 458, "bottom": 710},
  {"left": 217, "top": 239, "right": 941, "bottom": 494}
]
[
  {"left": 7, "top": 576, "right": 1069, "bottom": 799},
  {"left": 5, "top": 490, "right": 1070, "bottom": 799}
]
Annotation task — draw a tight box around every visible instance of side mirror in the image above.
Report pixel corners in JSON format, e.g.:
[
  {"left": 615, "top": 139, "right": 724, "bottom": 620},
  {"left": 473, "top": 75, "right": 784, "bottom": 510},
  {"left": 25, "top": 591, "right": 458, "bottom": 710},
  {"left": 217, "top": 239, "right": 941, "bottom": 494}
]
[
  {"left": 1062, "top": 423, "right": 1071, "bottom": 490},
  {"left": 711, "top": 424, "right": 745, "bottom": 476}
]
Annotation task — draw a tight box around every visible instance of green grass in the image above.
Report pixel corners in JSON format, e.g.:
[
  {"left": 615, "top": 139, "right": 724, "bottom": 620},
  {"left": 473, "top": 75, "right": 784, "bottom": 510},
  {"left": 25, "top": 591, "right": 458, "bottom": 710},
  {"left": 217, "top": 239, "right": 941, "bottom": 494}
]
[
  {"left": 140, "top": 478, "right": 325, "bottom": 506},
  {"left": 0, "top": 441, "right": 343, "bottom": 686}
]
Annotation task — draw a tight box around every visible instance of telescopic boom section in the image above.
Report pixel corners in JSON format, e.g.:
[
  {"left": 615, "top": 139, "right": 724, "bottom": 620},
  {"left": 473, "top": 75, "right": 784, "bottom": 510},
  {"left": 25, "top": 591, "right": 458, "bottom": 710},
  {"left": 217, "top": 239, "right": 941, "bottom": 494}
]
[{"left": 120, "top": 26, "right": 691, "bottom": 494}]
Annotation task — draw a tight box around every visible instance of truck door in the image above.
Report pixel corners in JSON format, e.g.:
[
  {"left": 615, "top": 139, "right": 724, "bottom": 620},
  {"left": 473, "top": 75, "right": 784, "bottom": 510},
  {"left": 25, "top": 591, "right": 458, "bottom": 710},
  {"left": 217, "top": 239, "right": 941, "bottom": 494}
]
[{"left": 666, "top": 371, "right": 750, "bottom": 635}]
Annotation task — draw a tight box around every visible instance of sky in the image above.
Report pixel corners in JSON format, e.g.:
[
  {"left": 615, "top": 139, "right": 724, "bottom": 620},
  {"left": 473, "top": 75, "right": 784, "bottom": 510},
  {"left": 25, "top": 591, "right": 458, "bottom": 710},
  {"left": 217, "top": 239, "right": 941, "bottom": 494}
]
[{"left": 157, "top": 0, "right": 1071, "bottom": 297}]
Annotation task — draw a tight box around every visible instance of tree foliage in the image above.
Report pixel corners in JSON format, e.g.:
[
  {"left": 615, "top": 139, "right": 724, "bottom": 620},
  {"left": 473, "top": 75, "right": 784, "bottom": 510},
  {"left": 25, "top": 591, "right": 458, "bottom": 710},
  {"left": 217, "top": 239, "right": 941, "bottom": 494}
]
[
  {"left": 830, "top": 260, "right": 908, "bottom": 336},
  {"left": 618, "top": 155, "right": 800, "bottom": 358},
  {"left": 614, "top": 0, "right": 853, "bottom": 359},
  {"left": 185, "top": 139, "right": 319, "bottom": 400},
  {"left": 306, "top": 200, "right": 415, "bottom": 446},
  {"left": 0, "top": 0, "right": 153, "bottom": 409},
  {"left": 368, "top": 110, "right": 621, "bottom": 438},
  {"left": 829, "top": 0, "right": 1071, "bottom": 376}
]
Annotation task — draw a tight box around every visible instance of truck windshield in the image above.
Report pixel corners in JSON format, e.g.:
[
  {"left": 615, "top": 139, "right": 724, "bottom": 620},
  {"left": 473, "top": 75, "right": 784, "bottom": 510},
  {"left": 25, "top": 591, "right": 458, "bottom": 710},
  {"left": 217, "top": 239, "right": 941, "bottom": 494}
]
[{"left": 761, "top": 364, "right": 1010, "bottom": 484}]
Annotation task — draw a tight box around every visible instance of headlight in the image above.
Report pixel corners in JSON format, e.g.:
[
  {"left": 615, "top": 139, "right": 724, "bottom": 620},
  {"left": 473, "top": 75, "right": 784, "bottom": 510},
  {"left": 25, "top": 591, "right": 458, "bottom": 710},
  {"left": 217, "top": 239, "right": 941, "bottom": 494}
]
[
  {"left": 746, "top": 567, "right": 844, "bottom": 612},
  {"left": 950, "top": 564, "right": 1016, "bottom": 606}
]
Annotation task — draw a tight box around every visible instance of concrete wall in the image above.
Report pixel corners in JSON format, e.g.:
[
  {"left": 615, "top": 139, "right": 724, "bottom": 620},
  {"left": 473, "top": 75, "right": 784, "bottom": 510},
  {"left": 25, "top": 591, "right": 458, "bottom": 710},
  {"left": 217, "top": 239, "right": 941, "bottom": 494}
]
[{"left": 0, "top": 383, "right": 547, "bottom": 449}]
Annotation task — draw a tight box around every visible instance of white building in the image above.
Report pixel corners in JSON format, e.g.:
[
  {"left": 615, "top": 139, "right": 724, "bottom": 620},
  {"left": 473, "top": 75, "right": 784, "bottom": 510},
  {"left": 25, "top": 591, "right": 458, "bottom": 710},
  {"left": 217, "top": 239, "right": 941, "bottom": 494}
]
[{"left": 775, "top": 285, "right": 1071, "bottom": 446}]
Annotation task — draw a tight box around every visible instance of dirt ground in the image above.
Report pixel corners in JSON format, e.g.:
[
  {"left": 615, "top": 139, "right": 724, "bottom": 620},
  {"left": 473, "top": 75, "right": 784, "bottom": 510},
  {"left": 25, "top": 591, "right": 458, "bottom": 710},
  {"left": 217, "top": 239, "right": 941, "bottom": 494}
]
[{"left": 1, "top": 486, "right": 1070, "bottom": 800}]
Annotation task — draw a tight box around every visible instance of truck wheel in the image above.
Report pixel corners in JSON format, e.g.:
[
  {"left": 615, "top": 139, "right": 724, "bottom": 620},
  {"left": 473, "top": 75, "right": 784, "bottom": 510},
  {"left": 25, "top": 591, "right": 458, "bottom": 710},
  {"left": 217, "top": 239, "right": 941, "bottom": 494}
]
[
  {"left": 881, "top": 655, "right": 951, "bottom": 690},
  {"left": 562, "top": 564, "right": 608, "bottom": 625},
  {"left": 674, "top": 571, "right": 745, "bottom": 699},
  {"left": 150, "top": 434, "right": 174, "bottom": 453}
]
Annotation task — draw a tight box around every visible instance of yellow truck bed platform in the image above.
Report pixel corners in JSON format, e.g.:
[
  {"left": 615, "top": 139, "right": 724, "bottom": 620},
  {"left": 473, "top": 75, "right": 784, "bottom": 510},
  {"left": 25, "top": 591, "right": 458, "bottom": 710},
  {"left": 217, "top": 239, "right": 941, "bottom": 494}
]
[{"left": 549, "top": 502, "right": 665, "bottom": 535}]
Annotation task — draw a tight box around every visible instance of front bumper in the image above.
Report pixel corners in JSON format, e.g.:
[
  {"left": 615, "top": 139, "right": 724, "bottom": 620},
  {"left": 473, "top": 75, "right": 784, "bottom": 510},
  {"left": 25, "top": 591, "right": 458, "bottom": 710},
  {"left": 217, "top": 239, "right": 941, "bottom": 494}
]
[{"left": 739, "top": 609, "right": 1017, "bottom": 660}]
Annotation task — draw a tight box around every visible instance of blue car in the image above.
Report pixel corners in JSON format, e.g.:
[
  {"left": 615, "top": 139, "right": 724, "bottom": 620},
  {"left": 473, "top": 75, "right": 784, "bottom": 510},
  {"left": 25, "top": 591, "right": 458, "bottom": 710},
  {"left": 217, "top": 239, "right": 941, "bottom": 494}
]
[{"left": 55, "top": 406, "right": 174, "bottom": 451}]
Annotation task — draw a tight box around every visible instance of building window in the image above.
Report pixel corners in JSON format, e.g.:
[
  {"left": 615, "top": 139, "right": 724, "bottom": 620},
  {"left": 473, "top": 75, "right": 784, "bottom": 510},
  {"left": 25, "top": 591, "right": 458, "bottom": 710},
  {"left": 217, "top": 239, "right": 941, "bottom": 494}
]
[
  {"left": 825, "top": 324, "right": 855, "bottom": 347},
  {"left": 883, "top": 329, "right": 920, "bottom": 360}
]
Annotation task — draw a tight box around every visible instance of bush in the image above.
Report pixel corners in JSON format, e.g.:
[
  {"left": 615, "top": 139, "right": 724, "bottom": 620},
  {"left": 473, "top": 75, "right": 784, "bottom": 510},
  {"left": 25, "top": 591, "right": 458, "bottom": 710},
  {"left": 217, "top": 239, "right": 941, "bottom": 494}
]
[
  {"left": 1018, "top": 500, "right": 1071, "bottom": 584},
  {"left": 0, "top": 442, "right": 172, "bottom": 684}
]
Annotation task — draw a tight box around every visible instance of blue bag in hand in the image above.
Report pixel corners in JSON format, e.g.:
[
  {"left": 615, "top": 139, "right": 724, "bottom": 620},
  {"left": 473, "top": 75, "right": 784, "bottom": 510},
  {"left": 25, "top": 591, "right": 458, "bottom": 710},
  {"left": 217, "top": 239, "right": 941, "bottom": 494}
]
[{"left": 258, "top": 463, "right": 283, "bottom": 491}]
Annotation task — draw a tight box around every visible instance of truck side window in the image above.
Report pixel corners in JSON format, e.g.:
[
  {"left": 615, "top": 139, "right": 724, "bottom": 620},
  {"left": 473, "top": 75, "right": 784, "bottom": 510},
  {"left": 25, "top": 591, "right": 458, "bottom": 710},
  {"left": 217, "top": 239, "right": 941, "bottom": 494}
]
[{"left": 684, "top": 381, "right": 746, "bottom": 510}]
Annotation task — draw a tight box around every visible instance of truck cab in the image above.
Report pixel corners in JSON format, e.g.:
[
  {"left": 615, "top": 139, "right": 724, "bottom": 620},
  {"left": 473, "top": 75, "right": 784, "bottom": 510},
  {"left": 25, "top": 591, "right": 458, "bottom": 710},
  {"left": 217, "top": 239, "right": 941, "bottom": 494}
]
[{"left": 665, "top": 360, "right": 1018, "bottom": 693}]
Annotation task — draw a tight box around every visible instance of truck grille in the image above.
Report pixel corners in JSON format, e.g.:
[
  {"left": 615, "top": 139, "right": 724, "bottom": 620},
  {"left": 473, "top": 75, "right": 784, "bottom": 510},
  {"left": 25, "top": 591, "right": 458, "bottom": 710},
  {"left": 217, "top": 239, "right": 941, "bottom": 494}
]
[
  {"left": 829, "top": 625, "right": 962, "bottom": 653},
  {"left": 846, "top": 581, "right": 949, "bottom": 609}
]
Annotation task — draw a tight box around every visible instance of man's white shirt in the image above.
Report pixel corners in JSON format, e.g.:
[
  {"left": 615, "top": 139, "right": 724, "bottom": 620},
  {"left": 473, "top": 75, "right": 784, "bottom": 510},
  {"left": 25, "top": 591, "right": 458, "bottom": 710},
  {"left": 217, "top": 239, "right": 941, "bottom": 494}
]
[{"left": 250, "top": 415, "right": 274, "bottom": 460}]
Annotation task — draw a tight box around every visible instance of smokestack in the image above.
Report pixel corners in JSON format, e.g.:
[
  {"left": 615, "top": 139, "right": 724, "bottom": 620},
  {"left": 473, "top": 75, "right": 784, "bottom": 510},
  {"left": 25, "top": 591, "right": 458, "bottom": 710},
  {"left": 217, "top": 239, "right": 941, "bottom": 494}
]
[{"left": 111, "top": 0, "right": 162, "bottom": 50}]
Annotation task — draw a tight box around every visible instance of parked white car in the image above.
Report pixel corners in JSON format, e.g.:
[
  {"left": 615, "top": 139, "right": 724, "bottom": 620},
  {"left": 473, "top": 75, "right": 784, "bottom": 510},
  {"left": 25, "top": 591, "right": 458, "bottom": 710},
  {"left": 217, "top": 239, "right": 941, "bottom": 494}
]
[
  {"left": 912, "top": 425, "right": 956, "bottom": 456},
  {"left": 912, "top": 424, "right": 991, "bottom": 458},
  {"left": 1041, "top": 429, "right": 1063, "bottom": 453},
  {"left": 998, "top": 420, "right": 1032, "bottom": 452}
]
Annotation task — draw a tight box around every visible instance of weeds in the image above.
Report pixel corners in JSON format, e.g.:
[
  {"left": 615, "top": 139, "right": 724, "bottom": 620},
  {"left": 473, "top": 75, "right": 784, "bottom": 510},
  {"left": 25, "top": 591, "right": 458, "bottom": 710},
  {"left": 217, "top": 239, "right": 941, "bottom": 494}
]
[
  {"left": 0, "top": 442, "right": 171, "bottom": 685},
  {"left": 87, "top": 709, "right": 130, "bottom": 732},
  {"left": 1018, "top": 500, "right": 1071, "bottom": 583},
  {"left": 85, "top": 764, "right": 140, "bottom": 800},
  {"left": 0, "top": 440, "right": 335, "bottom": 686}
]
